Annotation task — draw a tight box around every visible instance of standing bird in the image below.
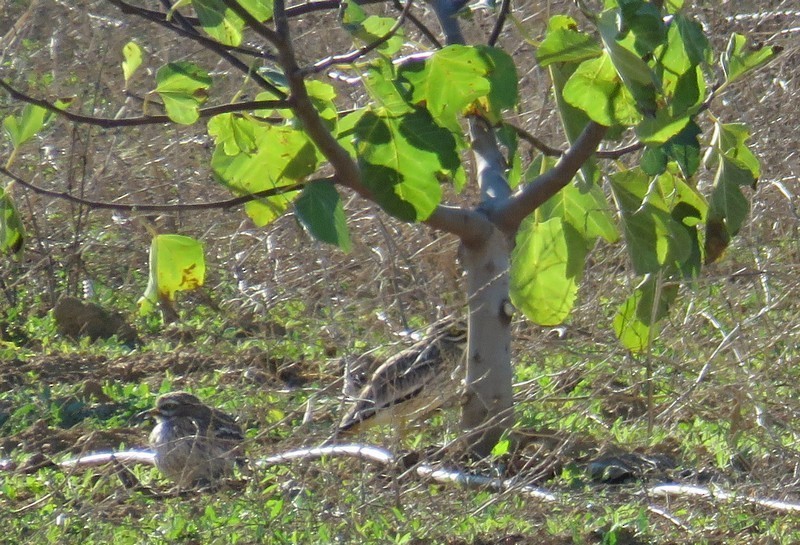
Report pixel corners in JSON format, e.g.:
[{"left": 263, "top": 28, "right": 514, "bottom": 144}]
[
  {"left": 148, "top": 391, "right": 244, "bottom": 487},
  {"left": 338, "top": 319, "right": 468, "bottom": 435}
]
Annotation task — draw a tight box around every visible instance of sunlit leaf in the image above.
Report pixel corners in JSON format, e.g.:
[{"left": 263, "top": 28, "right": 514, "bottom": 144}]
[
  {"left": 3, "top": 105, "right": 53, "bottom": 150},
  {"left": 122, "top": 41, "right": 143, "bottom": 83},
  {"left": 722, "top": 33, "right": 781, "bottom": 85},
  {"left": 537, "top": 15, "right": 602, "bottom": 66},
  {"left": 352, "top": 108, "right": 461, "bottom": 220},
  {"left": 613, "top": 275, "right": 679, "bottom": 352},
  {"left": 154, "top": 62, "right": 212, "bottom": 124},
  {"left": 138, "top": 234, "right": 205, "bottom": 315},
  {"left": 211, "top": 124, "right": 314, "bottom": 226},
  {"left": 0, "top": 186, "right": 24, "bottom": 255},
  {"left": 511, "top": 217, "right": 586, "bottom": 326},
  {"left": 563, "top": 52, "right": 641, "bottom": 127}
]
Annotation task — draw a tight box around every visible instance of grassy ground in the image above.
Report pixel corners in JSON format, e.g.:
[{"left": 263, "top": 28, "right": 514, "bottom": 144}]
[{"left": 1, "top": 0, "right": 799, "bottom": 543}]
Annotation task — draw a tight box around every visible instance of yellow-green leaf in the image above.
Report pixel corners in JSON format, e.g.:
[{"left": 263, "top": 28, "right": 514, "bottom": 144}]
[{"left": 138, "top": 234, "right": 205, "bottom": 315}]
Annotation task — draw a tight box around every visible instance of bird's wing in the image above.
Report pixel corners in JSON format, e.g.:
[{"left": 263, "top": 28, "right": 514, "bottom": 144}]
[{"left": 339, "top": 341, "right": 446, "bottom": 430}]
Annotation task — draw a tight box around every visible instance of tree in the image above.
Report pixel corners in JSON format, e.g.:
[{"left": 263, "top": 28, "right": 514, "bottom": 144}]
[{"left": 0, "top": 0, "right": 779, "bottom": 456}]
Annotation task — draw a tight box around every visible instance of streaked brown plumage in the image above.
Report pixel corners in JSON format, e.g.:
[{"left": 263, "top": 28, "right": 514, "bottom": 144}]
[
  {"left": 339, "top": 319, "right": 467, "bottom": 434},
  {"left": 148, "top": 391, "right": 244, "bottom": 487}
]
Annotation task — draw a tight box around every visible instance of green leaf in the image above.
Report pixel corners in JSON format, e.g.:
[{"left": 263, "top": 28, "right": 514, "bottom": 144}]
[
  {"left": 663, "top": 120, "right": 701, "bottom": 177},
  {"left": 562, "top": 52, "right": 642, "bottom": 127},
  {"left": 548, "top": 62, "right": 597, "bottom": 187},
  {"left": 0, "top": 187, "right": 24, "bottom": 255},
  {"left": 721, "top": 33, "right": 780, "bottom": 85},
  {"left": 154, "top": 62, "right": 212, "bottom": 124},
  {"left": 294, "top": 181, "right": 351, "bottom": 252},
  {"left": 658, "top": 14, "right": 709, "bottom": 77},
  {"left": 597, "top": 9, "right": 657, "bottom": 114},
  {"left": 122, "top": 41, "right": 143, "bottom": 83},
  {"left": 537, "top": 178, "right": 619, "bottom": 244},
  {"left": 363, "top": 61, "right": 415, "bottom": 117},
  {"left": 703, "top": 122, "right": 759, "bottom": 260},
  {"left": 192, "top": 0, "right": 244, "bottom": 46},
  {"left": 207, "top": 113, "right": 259, "bottom": 155},
  {"left": 511, "top": 217, "right": 587, "bottom": 326},
  {"left": 537, "top": 15, "right": 602, "bottom": 67},
  {"left": 305, "top": 80, "right": 339, "bottom": 133},
  {"left": 400, "top": 45, "right": 517, "bottom": 131},
  {"left": 340, "top": 0, "right": 404, "bottom": 56},
  {"left": 352, "top": 108, "right": 461, "bottom": 221},
  {"left": 613, "top": 275, "right": 679, "bottom": 352},
  {"left": 3, "top": 104, "right": 53, "bottom": 149},
  {"left": 138, "top": 234, "right": 205, "bottom": 315},
  {"left": 618, "top": 0, "right": 667, "bottom": 56},
  {"left": 609, "top": 168, "right": 698, "bottom": 275},
  {"left": 211, "top": 124, "right": 315, "bottom": 226},
  {"left": 635, "top": 108, "right": 690, "bottom": 145}
]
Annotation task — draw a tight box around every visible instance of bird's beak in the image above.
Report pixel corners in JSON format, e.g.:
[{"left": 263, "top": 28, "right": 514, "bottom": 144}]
[{"left": 132, "top": 407, "right": 157, "bottom": 424}]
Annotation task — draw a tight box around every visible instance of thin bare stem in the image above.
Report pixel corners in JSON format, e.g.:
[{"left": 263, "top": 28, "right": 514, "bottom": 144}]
[
  {"left": 0, "top": 80, "right": 287, "bottom": 127},
  {"left": 303, "top": 0, "right": 413, "bottom": 75},
  {"left": 1, "top": 166, "right": 307, "bottom": 212}
]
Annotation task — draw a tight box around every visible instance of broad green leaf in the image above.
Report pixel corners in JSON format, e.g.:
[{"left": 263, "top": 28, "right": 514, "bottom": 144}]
[
  {"left": 0, "top": 187, "right": 24, "bottom": 255},
  {"left": 613, "top": 275, "right": 678, "bottom": 352},
  {"left": 562, "top": 52, "right": 642, "bottom": 127},
  {"left": 352, "top": 108, "right": 461, "bottom": 220},
  {"left": 722, "top": 33, "right": 780, "bottom": 85},
  {"left": 211, "top": 124, "right": 315, "bottom": 226},
  {"left": 609, "top": 168, "right": 694, "bottom": 275},
  {"left": 154, "top": 62, "right": 212, "bottom": 124},
  {"left": 239, "top": 0, "right": 273, "bottom": 22},
  {"left": 3, "top": 104, "right": 53, "bottom": 149},
  {"left": 122, "top": 41, "right": 142, "bottom": 83},
  {"left": 597, "top": 9, "right": 657, "bottom": 114},
  {"left": 305, "top": 80, "right": 339, "bottom": 133},
  {"left": 668, "top": 64, "right": 705, "bottom": 115},
  {"left": 138, "top": 234, "right": 205, "bottom": 315},
  {"left": 207, "top": 113, "right": 259, "bottom": 155},
  {"left": 537, "top": 15, "right": 602, "bottom": 66},
  {"left": 340, "top": 0, "right": 404, "bottom": 56},
  {"left": 549, "top": 62, "right": 598, "bottom": 187},
  {"left": 618, "top": 0, "right": 667, "bottom": 56},
  {"left": 363, "top": 61, "right": 415, "bottom": 117},
  {"left": 295, "top": 181, "right": 351, "bottom": 252},
  {"left": 658, "top": 14, "right": 709, "bottom": 77},
  {"left": 635, "top": 108, "right": 690, "bottom": 145},
  {"left": 704, "top": 122, "right": 759, "bottom": 261},
  {"left": 511, "top": 217, "right": 587, "bottom": 326},
  {"left": 400, "top": 45, "right": 517, "bottom": 132},
  {"left": 478, "top": 46, "right": 519, "bottom": 120},
  {"left": 537, "top": 178, "right": 619, "bottom": 244},
  {"left": 191, "top": 0, "right": 258, "bottom": 47},
  {"left": 663, "top": 120, "right": 701, "bottom": 177}
]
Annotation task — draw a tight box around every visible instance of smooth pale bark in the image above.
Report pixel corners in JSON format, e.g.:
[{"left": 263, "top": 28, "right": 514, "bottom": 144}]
[{"left": 459, "top": 228, "right": 515, "bottom": 454}]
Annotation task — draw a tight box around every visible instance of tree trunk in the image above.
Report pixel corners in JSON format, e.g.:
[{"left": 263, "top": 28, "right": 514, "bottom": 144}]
[{"left": 459, "top": 227, "right": 515, "bottom": 456}]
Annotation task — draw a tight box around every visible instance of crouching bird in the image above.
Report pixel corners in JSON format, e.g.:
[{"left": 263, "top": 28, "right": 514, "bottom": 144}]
[
  {"left": 338, "top": 319, "right": 468, "bottom": 436},
  {"left": 148, "top": 391, "right": 244, "bottom": 487}
]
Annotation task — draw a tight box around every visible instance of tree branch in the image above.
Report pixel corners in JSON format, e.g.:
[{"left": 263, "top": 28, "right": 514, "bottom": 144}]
[
  {"left": 509, "top": 121, "right": 642, "bottom": 159},
  {"left": 424, "top": 205, "right": 494, "bottom": 246},
  {"left": 0, "top": 79, "right": 288, "bottom": 127},
  {"left": 493, "top": 122, "right": 608, "bottom": 233},
  {"left": 487, "top": 0, "right": 511, "bottom": 47},
  {"left": 269, "top": 0, "right": 371, "bottom": 201},
  {"left": 1, "top": 166, "right": 306, "bottom": 212},
  {"left": 106, "top": 0, "right": 285, "bottom": 97},
  {"left": 221, "top": 0, "right": 281, "bottom": 45},
  {"left": 302, "top": 0, "right": 413, "bottom": 76}
]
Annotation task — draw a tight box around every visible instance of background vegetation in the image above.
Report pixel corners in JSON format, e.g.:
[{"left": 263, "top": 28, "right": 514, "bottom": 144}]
[{"left": 0, "top": 0, "right": 798, "bottom": 543}]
